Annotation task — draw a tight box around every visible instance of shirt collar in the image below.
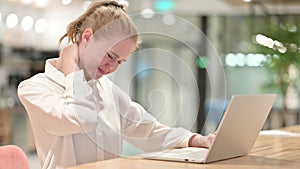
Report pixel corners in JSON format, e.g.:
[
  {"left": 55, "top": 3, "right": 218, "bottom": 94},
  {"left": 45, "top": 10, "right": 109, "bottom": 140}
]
[
  {"left": 44, "top": 58, "right": 65, "bottom": 87},
  {"left": 44, "top": 58, "right": 107, "bottom": 89}
]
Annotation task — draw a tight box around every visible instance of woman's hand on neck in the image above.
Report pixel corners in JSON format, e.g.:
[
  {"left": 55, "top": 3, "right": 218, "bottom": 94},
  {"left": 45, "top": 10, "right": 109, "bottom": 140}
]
[{"left": 56, "top": 44, "right": 80, "bottom": 76}]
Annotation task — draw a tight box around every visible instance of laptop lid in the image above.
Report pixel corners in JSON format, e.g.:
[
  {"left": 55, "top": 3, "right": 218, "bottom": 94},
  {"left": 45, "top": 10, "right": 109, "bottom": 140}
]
[{"left": 204, "top": 94, "right": 276, "bottom": 163}]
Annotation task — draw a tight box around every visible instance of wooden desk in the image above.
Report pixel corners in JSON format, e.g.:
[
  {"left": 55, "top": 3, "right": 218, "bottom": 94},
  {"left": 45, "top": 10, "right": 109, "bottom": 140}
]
[
  {"left": 0, "top": 109, "right": 11, "bottom": 145},
  {"left": 68, "top": 125, "right": 300, "bottom": 169}
]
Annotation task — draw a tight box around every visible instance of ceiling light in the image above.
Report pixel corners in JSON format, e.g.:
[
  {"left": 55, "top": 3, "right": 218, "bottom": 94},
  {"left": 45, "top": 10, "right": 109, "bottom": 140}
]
[
  {"left": 117, "top": 0, "right": 129, "bottom": 8},
  {"left": 236, "top": 53, "right": 246, "bottom": 67},
  {"left": 21, "top": 16, "right": 34, "bottom": 31},
  {"left": 6, "top": 13, "right": 19, "bottom": 29},
  {"left": 35, "top": 0, "right": 49, "bottom": 8},
  {"left": 162, "top": 14, "right": 176, "bottom": 26},
  {"left": 225, "top": 53, "right": 236, "bottom": 67},
  {"left": 35, "top": 18, "right": 48, "bottom": 33},
  {"left": 243, "top": 0, "right": 252, "bottom": 2},
  {"left": 21, "top": 0, "right": 33, "bottom": 4},
  {"left": 141, "top": 8, "right": 155, "bottom": 19},
  {"left": 62, "top": 0, "right": 72, "bottom": 6}
]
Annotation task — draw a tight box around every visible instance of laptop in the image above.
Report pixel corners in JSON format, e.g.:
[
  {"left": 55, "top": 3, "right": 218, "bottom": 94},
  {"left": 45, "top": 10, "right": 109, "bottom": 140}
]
[{"left": 142, "top": 94, "right": 277, "bottom": 163}]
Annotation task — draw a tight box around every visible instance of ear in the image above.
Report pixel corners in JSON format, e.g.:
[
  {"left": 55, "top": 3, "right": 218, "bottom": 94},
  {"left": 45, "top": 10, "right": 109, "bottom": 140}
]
[{"left": 81, "top": 28, "right": 94, "bottom": 45}]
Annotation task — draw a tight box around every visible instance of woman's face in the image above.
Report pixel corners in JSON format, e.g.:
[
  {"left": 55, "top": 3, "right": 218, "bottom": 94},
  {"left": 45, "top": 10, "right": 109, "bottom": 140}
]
[{"left": 79, "top": 36, "right": 136, "bottom": 80}]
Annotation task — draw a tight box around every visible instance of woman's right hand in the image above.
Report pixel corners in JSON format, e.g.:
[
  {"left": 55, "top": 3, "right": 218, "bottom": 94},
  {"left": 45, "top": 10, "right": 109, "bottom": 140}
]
[
  {"left": 188, "top": 133, "right": 216, "bottom": 148},
  {"left": 58, "top": 44, "right": 80, "bottom": 76}
]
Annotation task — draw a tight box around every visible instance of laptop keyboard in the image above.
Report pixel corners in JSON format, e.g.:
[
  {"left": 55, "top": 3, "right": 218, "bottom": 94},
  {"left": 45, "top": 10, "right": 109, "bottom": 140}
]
[{"left": 157, "top": 147, "right": 209, "bottom": 159}]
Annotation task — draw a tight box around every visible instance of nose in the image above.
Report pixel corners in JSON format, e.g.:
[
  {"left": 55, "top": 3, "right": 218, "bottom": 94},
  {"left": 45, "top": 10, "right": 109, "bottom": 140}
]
[{"left": 104, "top": 60, "right": 118, "bottom": 71}]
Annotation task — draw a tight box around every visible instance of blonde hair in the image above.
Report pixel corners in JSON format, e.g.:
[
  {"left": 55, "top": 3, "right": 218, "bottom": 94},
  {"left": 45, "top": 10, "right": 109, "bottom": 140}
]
[{"left": 59, "top": 0, "right": 141, "bottom": 48}]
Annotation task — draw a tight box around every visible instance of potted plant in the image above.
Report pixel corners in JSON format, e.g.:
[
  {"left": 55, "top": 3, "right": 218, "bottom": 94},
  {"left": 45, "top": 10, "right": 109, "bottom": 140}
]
[{"left": 253, "top": 16, "right": 300, "bottom": 127}]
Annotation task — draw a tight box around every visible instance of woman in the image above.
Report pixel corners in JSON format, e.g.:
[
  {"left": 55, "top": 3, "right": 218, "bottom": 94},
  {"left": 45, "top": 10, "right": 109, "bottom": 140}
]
[{"left": 18, "top": 0, "right": 215, "bottom": 168}]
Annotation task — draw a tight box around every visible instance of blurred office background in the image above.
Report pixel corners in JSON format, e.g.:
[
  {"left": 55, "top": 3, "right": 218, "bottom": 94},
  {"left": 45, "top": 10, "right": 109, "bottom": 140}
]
[{"left": 1, "top": 0, "right": 300, "bottom": 168}]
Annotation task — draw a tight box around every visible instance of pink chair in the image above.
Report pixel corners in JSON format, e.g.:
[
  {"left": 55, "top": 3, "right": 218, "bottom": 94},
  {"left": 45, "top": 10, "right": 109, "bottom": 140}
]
[{"left": 0, "top": 145, "right": 30, "bottom": 169}]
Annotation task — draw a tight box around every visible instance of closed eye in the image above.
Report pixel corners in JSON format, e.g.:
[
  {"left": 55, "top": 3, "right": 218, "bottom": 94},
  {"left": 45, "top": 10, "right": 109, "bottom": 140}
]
[
  {"left": 107, "top": 52, "right": 114, "bottom": 59},
  {"left": 107, "top": 52, "right": 126, "bottom": 65}
]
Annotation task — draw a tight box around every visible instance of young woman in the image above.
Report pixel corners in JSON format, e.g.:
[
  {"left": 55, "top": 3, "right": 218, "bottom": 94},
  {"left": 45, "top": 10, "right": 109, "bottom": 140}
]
[{"left": 18, "top": 0, "right": 215, "bottom": 168}]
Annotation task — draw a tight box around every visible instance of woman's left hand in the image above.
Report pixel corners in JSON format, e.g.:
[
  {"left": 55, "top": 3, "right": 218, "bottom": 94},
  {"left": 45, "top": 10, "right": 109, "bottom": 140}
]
[{"left": 188, "top": 133, "right": 216, "bottom": 148}]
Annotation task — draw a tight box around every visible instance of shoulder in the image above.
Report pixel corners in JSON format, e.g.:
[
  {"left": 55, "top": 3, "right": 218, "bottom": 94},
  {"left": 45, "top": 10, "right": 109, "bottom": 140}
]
[
  {"left": 18, "top": 73, "right": 47, "bottom": 87},
  {"left": 18, "top": 73, "right": 50, "bottom": 95}
]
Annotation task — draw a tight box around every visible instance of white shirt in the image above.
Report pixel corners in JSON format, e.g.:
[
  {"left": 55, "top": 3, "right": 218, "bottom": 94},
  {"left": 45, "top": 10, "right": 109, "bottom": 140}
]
[{"left": 18, "top": 59, "right": 195, "bottom": 169}]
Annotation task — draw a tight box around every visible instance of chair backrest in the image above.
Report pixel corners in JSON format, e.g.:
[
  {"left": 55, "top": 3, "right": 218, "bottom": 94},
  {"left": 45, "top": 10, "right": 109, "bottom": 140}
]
[{"left": 0, "top": 145, "right": 30, "bottom": 169}]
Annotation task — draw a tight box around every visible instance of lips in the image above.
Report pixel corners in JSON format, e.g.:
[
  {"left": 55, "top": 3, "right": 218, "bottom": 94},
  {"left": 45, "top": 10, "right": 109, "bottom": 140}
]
[{"left": 98, "top": 67, "right": 106, "bottom": 75}]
